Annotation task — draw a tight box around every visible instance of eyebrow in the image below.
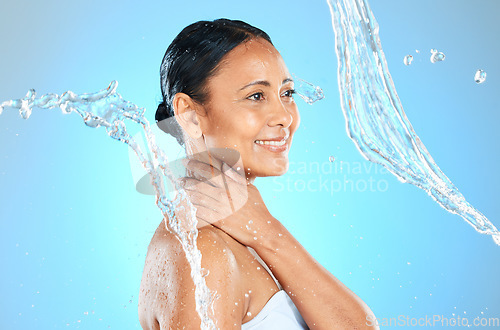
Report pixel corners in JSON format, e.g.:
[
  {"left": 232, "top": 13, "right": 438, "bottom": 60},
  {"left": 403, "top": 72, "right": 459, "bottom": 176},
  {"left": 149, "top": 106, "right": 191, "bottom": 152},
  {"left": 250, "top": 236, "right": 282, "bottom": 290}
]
[{"left": 239, "top": 78, "right": 294, "bottom": 91}]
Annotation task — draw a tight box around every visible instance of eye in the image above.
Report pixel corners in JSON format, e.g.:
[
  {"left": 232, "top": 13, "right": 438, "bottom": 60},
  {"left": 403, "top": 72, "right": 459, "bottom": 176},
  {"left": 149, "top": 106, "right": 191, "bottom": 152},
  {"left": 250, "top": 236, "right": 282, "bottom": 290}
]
[
  {"left": 248, "top": 92, "right": 264, "bottom": 101},
  {"left": 282, "top": 89, "right": 296, "bottom": 98}
]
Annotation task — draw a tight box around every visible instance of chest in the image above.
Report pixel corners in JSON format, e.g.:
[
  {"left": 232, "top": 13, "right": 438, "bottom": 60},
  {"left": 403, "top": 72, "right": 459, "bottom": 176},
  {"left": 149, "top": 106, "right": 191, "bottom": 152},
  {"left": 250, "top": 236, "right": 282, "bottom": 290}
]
[{"left": 227, "top": 242, "right": 282, "bottom": 323}]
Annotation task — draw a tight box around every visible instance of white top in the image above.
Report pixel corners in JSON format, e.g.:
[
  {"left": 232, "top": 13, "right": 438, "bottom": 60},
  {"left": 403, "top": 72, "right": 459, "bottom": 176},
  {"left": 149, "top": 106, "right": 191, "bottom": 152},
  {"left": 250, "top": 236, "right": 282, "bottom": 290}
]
[{"left": 242, "top": 248, "right": 309, "bottom": 329}]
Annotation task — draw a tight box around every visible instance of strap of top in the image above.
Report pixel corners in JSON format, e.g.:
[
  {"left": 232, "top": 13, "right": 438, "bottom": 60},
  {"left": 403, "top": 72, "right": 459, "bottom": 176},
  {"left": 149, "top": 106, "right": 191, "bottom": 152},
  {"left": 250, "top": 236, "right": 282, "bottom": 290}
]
[{"left": 247, "top": 246, "right": 283, "bottom": 290}]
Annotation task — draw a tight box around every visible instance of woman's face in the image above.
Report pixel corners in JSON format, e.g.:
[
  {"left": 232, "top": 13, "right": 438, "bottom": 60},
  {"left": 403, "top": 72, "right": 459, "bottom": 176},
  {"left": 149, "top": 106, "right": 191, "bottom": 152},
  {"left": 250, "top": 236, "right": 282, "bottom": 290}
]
[{"left": 197, "top": 38, "right": 300, "bottom": 182}]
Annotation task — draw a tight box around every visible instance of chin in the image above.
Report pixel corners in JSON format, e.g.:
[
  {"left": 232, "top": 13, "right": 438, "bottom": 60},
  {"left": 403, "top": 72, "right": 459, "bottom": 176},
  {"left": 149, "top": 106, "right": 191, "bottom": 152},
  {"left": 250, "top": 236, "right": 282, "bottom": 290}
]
[{"left": 260, "top": 161, "right": 289, "bottom": 177}]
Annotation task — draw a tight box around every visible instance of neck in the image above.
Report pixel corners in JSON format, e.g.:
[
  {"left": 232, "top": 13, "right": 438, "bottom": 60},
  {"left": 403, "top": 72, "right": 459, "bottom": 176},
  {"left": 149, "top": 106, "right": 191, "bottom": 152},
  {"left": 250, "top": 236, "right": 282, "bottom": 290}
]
[{"left": 185, "top": 137, "right": 257, "bottom": 185}]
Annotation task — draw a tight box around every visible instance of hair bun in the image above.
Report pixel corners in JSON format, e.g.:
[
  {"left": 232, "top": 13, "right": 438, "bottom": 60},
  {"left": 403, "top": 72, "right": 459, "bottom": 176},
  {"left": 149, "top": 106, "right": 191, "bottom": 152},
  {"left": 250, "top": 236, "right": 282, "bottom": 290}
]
[
  {"left": 155, "top": 101, "right": 184, "bottom": 146},
  {"left": 155, "top": 101, "right": 171, "bottom": 123}
]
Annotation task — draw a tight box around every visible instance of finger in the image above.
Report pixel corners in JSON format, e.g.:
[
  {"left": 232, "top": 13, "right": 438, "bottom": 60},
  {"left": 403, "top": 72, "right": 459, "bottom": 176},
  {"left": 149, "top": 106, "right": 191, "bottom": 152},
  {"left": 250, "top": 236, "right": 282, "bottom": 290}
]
[
  {"left": 183, "top": 180, "right": 236, "bottom": 216},
  {"left": 221, "top": 163, "right": 248, "bottom": 207},
  {"left": 185, "top": 147, "right": 239, "bottom": 178},
  {"left": 205, "top": 147, "right": 241, "bottom": 170},
  {"left": 222, "top": 162, "right": 247, "bottom": 187},
  {"left": 184, "top": 184, "right": 227, "bottom": 206},
  {"left": 183, "top": 158, "right": 225, "bottom": 187},
  {"left": 182, "top": 174, "right": 230, "bottom": 200},
  {"left": 183, "top": 157, "right": 217, "bottom": 175},
  {"left": 177, "top": 176, "right": 204, "bottom": 190},
  {"left": 184, "top": 153, "right": 223, "bottom": 175}
]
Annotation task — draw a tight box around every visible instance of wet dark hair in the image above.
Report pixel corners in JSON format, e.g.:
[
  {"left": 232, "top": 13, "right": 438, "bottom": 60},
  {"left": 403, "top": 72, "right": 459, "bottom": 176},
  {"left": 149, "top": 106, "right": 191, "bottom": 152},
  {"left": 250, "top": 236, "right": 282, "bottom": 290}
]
[{"left": 155, "top": 18, "right": 273, "bottom": 146}]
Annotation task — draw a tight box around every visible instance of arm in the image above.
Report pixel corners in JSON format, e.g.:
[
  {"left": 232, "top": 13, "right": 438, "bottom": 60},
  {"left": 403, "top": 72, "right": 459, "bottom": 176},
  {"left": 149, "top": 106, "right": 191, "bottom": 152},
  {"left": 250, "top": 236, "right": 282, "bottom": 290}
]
[
  {"left": 253, "top": 218, "right": 378, "bottom": 330},
  {"left": 180, "top": 157, "right": 377, "bottom": 328},
  {"left": 150, "top": 227, "right": 244, "bottom": 329}
]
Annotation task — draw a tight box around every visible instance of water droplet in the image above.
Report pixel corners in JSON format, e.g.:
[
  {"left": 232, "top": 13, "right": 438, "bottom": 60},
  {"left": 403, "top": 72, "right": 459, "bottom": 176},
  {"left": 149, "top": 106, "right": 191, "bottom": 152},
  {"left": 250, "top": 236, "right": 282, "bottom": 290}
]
[
  {"left": 253, "top": 236, "right": 257, "bottom": 240},
  {"left": 292, "top": 74, "right": 325, "bottom": 104},
  {"left": 247, "top": 311, "right": 252, "bottom": 317},
  {"left": 474, "top": 69, "right": 487, "bottom": 84},
  {"left": 430, "top": 49, "right": 445, "bottom": 63},
  {"left": 248, "top": 220, "right": 253, "bottom": 224},
  {"left": 329, "top": 156, "right": 335, "bottom": 162},
  {"left": 403, "top": 55, "right": 413, "bottom": 65},
  {"left": 278, "top": 233, "right": 283, "bottom": 237},
  {"left": 245, "top": 225, "right": 251, "bottom": 230},
  {"left": 257, "top": 266, "right": 260, "bottom": 270},
  {"left": 245, "top": 293, "right": 249, "bottom": 298},
  {"left": 201, "top": 268, "right": 210, "bottom": 277},
  {"left": 416, "top": 49, "right": 420, "bottom": 53}
]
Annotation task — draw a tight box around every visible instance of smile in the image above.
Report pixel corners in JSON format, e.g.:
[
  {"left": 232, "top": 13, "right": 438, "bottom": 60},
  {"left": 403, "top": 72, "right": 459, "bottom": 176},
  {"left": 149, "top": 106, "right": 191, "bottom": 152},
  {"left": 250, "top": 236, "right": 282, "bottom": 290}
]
[
  {"left": 254, "top": 139, "right": 288, "bottom": 152},
  {"left": 255, "top": 139, "right": 286, "bottom": 146}
]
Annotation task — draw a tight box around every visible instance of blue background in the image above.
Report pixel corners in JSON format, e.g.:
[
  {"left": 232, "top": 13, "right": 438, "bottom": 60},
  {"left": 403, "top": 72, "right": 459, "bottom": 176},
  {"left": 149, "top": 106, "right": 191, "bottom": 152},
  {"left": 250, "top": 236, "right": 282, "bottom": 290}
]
[{"left": 1, "top": 0, "right": 499, "bottom": 328}]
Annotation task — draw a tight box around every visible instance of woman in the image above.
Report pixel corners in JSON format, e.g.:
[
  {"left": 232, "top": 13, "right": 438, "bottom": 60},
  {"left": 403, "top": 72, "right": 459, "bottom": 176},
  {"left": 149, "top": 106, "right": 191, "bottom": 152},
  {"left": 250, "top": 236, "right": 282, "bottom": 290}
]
[{"left": 139, "top": 19, "right": 377, "bottom": 329}]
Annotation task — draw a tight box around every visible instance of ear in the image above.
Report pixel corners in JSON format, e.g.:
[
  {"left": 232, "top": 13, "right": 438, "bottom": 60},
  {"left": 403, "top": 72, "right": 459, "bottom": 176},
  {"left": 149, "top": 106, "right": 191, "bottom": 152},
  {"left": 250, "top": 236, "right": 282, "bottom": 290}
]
[{"left": 172, "top": 93, "right": 203, "bottom": 139}]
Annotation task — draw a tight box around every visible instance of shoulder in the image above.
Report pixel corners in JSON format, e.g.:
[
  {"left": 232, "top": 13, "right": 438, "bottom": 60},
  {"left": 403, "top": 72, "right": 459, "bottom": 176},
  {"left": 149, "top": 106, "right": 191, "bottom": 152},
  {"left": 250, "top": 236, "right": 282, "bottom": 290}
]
[
  {"left": 139, "top": 221, "right": 244, "bottom": 328},
  {"left": 145, "top": 222, "right": 239, "bottom": 278}
]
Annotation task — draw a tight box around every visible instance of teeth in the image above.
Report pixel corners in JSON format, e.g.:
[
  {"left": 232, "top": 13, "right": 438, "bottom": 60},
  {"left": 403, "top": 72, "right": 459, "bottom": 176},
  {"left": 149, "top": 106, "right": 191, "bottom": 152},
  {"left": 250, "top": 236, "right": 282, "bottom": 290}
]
[{"left": 255, "top": 139, "right": 286, "bottom": 146}]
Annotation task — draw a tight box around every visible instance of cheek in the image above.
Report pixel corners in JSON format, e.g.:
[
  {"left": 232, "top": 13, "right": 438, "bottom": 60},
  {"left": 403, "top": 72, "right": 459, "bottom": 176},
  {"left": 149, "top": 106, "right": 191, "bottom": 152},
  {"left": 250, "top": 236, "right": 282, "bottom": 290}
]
[
  {"left": 214, "top": 115, "right": 259, "bottom": 147},
  {"left": 229, "top": 112, "right": 262, "bottom": 140},
  {"left": 242, "top": 115, "right": 262, "bottom": 135}
]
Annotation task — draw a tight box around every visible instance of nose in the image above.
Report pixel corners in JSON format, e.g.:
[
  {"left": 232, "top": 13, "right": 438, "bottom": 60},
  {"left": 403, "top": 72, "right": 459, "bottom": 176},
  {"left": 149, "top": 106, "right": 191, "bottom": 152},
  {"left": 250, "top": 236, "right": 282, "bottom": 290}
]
[{"left": 268, "top": 97, "right": 294, "bottom": 128}]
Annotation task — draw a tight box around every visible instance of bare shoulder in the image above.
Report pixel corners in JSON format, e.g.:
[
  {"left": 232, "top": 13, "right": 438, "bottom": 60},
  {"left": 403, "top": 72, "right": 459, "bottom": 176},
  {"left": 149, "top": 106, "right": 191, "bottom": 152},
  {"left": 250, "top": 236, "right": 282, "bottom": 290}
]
[{"left": 138, "top": 220, "right": 244, "bottom": 329}]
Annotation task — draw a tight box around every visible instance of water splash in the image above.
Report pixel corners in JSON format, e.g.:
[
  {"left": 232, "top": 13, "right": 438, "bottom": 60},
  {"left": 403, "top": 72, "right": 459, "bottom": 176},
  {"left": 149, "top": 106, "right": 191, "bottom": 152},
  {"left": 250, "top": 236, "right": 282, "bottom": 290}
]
[
  {"left": 328, "top": 0, "right": 500, "bottom": 245},
  {"left": 293, "top": 74, "right": 325, "bottom": 104},
  {"left": 1, "top": 75, "right": 325, "bottom": 328},
  {"left": 403, "top": 55, "right": 413, "bottom": 66},
  {"left": 474, "top": 69, "right": 487, "bottom": 84},
  {"left": 430, "top": 48, "right": 446, "bottom": 63},
  {"left": 0, "top": 81, "right": 218, "bottom": 329}
]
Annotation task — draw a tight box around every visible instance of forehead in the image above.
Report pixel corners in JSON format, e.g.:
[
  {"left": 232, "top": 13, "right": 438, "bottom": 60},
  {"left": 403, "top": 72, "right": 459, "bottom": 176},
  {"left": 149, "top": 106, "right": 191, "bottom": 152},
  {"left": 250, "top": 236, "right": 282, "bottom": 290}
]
[{"left": 212, "top": 38, "right": 289, "bottom": 82}]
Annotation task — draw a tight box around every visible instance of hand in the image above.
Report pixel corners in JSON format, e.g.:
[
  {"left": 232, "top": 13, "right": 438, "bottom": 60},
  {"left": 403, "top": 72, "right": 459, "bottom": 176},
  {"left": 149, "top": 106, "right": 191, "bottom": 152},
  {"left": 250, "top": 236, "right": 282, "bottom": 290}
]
[{"left": 178, "top": 148, "right": 278, "bottom": 248}]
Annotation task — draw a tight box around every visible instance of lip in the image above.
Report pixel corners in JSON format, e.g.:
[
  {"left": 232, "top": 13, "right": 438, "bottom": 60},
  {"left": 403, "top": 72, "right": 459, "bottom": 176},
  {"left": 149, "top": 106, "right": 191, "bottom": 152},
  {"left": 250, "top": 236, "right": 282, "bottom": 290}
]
[
  {"left": 255, "top": 136, "right": 288, "bottom": 141},
  {"left": 254, "top": 138, "right": 289, "bottom": 153}
]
